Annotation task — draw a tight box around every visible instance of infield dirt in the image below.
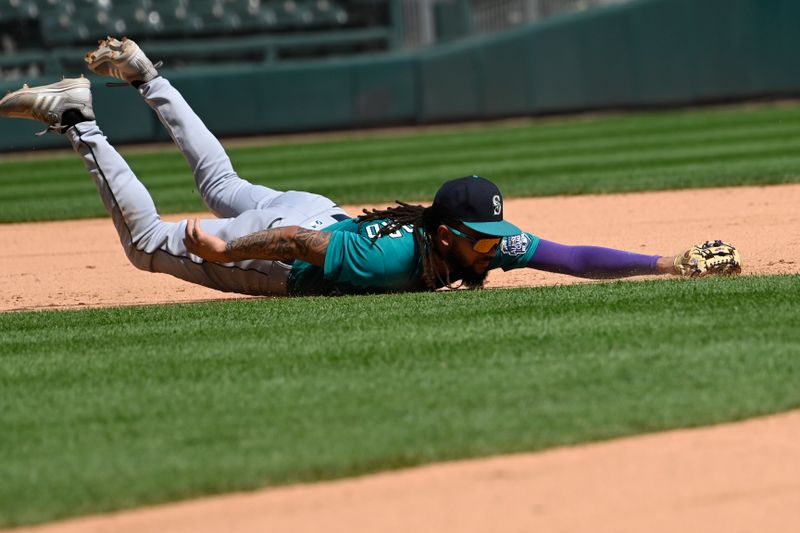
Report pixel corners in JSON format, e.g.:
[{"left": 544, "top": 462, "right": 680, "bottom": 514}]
[
  {"left": 3, "top": 184, "right": 799, "bottom": 533},
  {"left": 1, "top": 183, "right": 799, "bottom": 312}
]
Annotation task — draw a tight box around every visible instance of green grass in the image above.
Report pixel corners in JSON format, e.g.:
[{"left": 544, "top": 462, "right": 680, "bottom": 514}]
[
  {"left": 1, "top": 103, "right": 798, "bottom": 526},
  {"left": 2, "top": 102, "right": 800, "bottom": 222},
  {"left": 2, "top": 275, "right": 799, "bottom": 527}
]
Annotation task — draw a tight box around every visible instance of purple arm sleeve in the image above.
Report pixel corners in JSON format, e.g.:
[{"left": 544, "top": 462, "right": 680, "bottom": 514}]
[{"left": 528, "top": 239, "right": 661, "bottom": 279}]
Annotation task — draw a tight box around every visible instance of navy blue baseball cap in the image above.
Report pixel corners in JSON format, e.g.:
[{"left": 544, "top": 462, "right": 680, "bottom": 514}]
[{"left": 432, "top": 175, "right": 522, "bottom": 237}]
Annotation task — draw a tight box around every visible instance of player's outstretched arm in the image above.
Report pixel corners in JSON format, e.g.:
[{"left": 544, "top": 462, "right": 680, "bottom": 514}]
[
  {"left": 526, "top": 239, "right": 740, "bottom": 278},
  {"left": 527, "top": 239, "right": 670, "bottom": 279},
  {"left": 184, "top": 219, "right": 331, "bottom": 267}
]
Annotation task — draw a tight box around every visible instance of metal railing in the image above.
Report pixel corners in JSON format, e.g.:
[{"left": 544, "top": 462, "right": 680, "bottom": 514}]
[{"left": 399, "top": 0, "right": 635, "bottom": 48}]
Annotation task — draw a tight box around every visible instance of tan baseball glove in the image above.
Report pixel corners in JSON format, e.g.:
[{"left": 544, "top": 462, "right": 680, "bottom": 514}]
[{"left": 674, "top": 240, "right": 742, "bottom": 277}]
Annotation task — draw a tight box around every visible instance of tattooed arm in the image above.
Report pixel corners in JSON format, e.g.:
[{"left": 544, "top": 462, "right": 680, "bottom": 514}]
[{"left": 183, "top": 219, "right": 331, "bottom": 267}]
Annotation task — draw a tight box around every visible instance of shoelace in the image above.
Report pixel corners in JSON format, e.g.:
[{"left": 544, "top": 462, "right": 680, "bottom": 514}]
[
  {"left": 32, "top": 108, "right": 64, "bottom": 136},
  {"left": 35, "top": 123, "right": 68, "bottom": 136}
]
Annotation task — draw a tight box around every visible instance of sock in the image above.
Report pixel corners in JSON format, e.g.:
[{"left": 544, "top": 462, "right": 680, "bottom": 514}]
[
  {"left": 61, "top": 109, "right": 89, "bottom": 129},
  {"left": 132, "top": 74, "right": 159, "bottom": 89}
]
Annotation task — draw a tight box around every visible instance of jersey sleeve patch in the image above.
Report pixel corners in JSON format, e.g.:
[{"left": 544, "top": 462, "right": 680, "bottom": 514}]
[{"left": 501, "top": 233, "right": 531, "bottom": 256}]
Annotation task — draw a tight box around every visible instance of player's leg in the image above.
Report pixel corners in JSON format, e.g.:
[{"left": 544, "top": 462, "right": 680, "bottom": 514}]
[
  {"left": 0, "top": 78, "right": 290, "bottom": 295},
  {"left": 139, "top": 77, "right": 348, "bottom": 228},
  {"left": 85, "top": 37, "right": 280, "bottom": 218},
  {"left": 85, "top": 37, "right": 348, "bottom": 227},
  {"left": 67, "top": 120, "right": 292, "bottom": 294},
  {"left": 138, "top": 76, "right": 289, "bottom": 217}
]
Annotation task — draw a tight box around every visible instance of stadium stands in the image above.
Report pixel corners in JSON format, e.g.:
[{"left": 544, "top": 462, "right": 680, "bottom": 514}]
[{"left": 0, "top": 0, "right": 396, "bottom": 79}]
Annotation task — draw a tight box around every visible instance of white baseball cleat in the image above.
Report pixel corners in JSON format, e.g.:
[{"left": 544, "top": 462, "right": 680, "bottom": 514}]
[
  {"left": 85, "top": 36, "right": 159, "bottom": 84},
  {"left": 0, "top": 76, "right": 95, "bottom": 135}
]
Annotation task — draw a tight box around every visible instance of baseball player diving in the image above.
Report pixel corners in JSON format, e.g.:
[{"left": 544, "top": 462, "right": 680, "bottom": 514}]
[{"left": 0, "top": 37, "right": 742, "bottom": 296}]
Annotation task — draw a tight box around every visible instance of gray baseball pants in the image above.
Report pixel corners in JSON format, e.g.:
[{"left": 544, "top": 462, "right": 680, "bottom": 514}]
[{"left": 65, "top": 77, "right": 347, "bottom": 295}]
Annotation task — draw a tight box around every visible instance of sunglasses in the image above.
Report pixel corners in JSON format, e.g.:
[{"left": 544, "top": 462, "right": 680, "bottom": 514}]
[{"left": 446, "top": 225, "right": 502, "bottom": 254}]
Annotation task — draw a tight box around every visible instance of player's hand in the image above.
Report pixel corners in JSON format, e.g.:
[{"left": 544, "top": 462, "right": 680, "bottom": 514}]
[
  {"left": 673, "top": 240, "right": 742, "bottom": 277},
  {"left": 184, "top": 219, "right": 230, "bottom": 263}
]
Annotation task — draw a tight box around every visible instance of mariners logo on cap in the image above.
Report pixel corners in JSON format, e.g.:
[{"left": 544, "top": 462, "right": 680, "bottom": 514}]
[{"left": 432, "top": 175, "right": 522, "bottom": 237}]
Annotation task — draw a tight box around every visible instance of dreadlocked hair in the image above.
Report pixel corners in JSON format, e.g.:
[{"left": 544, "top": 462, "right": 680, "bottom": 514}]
[{"left": 358, "top": 201, "right": 454, "bottom": 290}]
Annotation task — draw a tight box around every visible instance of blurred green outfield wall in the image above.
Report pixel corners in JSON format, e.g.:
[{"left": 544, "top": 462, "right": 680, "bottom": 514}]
[{"left": 2, "top": 0, "right": 799, "bottom": 151}]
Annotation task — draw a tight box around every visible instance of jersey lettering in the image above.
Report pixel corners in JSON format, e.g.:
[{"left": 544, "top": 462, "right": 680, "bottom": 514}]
[{"left": 365, "top": 222, "right": 415, "bottom": 239}]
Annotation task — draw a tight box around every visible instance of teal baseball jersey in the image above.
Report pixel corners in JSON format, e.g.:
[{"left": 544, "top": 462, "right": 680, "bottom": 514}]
[{"left": 287, "top": 218, "right": 540, "bottom": 295}]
